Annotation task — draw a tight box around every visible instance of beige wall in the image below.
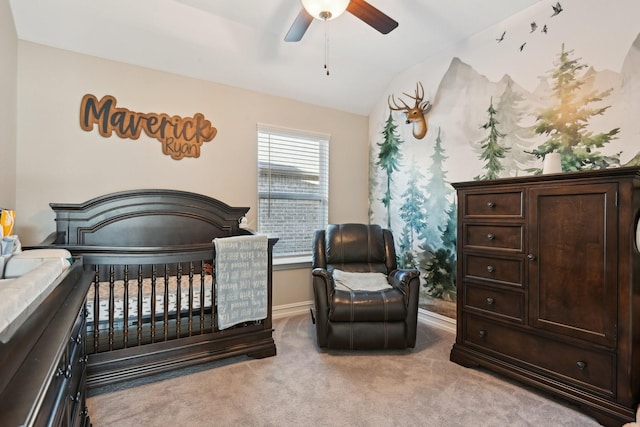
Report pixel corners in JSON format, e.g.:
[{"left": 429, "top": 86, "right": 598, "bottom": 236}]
[
  {"left": 0, "top": 0, "right": 17, "bottom": 209},
  {"left": 15, "top": 41, "right": 370, "bottom": 311}
]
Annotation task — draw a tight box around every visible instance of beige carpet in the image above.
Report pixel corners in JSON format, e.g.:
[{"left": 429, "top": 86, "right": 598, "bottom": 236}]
[{"left": 86, "top": 314, "right": 601, "bottom": 426}]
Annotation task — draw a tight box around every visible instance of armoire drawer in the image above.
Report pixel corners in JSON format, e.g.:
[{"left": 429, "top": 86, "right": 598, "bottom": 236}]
[
  {"left": 464, "top": 224, "right": 523, "bottom": 251},
  {"left": 464, "top": 315, "right": 615, "bottom": 396},
  {"left": 463, "top": 191, "right": 523, "bottom": 218},
  {"left": 463, "top": 254, "right": 524, "bottom": 287},
  {"left": 464, "top": 283, "right": 524, "bottom": 322}
]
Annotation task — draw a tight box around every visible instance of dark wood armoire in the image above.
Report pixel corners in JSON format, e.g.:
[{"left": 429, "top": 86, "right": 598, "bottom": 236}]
[{"left": 450, "top": 166, "right": 640, "bottom": 426}]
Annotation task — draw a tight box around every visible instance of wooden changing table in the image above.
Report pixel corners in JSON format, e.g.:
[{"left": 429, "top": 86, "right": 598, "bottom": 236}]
[{"left": 0, "top": 260, "right": 92, "bottom": 427}]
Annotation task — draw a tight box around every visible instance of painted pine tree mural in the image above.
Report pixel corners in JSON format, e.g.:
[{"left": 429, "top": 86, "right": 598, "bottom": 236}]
[
  {"left": 421, "top": 198, "right": 457, "bottom": 301},
  {"left": 376, "top": 112, "right": 404, "bottom": 227},
  {"left": 475, "top": 97, "right": 510, "bottom": 180},
  {"left": 529, "top": 43, "right": 620, "bottom": 171},
  {"left": 397, "top": 227, "right": 415, "bottom": 269},
  {"left": 423, "top": 127, "right": 453, "bottom": 246},
  {"left": 417, "top": 127, "right": 457, "bottom": 301},
  {"left": 398, "top": 164, "right": 428, "bottom": 269},
  {"left": 495, "top": 79, "right": 537, "bottom": 175},
  {"left": 368, "top": 134, "right": 381, "bottom": 220},
  {"left": 440, "top": 202, "right": 457, "bottom": 252}
]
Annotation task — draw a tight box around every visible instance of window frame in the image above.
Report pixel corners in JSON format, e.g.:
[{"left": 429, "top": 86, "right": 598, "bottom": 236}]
[{"left": 256, "top": 123, "right": 329, "bottom": 264}]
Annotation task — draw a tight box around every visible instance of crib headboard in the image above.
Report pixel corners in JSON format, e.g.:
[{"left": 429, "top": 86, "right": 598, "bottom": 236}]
[
  {"left": 49, "top": 189, "right": 249, "bottom": 246},
  {"left": 37, "top": 189, "right": 259, "bottom": 265}
]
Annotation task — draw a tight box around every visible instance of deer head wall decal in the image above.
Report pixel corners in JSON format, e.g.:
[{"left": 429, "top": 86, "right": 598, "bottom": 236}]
[{"left": 388, "top": 82, "right": 432, "bottom": 140}]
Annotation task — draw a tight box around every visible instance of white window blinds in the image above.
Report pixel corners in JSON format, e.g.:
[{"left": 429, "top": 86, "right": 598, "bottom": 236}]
[{"left": 257, "top": 124, "right": 329, "bottom": 257}]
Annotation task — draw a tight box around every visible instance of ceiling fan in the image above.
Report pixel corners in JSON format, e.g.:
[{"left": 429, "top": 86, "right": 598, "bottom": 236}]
[{"left": 284, "top": 0, "right": 398, "bottom": 42}]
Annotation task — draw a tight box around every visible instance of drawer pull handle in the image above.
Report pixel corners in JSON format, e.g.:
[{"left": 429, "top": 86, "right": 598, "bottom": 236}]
[
  {"left": 486, "top": 297, "right": 495, "bottom": 305},
  {"left": 487, "top": 265, "right": 495, "bottom": 273},
  {"left": 487, "top": 233, "right": 495, "bottom": 240},
  {"left": 487, "top": 201, "right": 495, "bottom": 208},
  {"left": 479, "top": 330, "right": 487, "bottom": 338},
  {"left": 576, "top": 361, "right": 586, "bottom": 370},
  {"left": 527, "top": 254, "right": 536, "bottom": 261}
]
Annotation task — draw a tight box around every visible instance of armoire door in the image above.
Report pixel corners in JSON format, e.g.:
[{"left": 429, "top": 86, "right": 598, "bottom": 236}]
[{"left": 527, "top": 182, "right": 618, "bottom": 347}]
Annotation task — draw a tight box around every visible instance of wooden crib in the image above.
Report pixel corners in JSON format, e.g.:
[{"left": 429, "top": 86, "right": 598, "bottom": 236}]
[{"left": 34, "top": 189, "right": 278, "bottom": 389}]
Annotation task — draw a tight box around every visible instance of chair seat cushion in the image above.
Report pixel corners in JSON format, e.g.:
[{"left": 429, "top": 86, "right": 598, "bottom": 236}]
[
  {"left": 329, "top": 288, "right": 407, "bottom": 322},
  {"left": 332, "top": 269, "right": 392, "bottom": 292}
]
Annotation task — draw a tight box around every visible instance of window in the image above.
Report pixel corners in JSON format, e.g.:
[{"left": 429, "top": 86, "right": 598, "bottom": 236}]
[{"left": 257, "top": 124, "right": 329, "bottom": 259}]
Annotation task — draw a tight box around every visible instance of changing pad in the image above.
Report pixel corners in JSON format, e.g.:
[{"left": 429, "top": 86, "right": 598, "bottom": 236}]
[{"left": 0, "top": 259, "right": 65, "bottom": 343}]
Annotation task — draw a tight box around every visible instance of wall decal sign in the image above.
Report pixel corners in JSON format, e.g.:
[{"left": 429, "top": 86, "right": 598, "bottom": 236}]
[{"left": 79, "top": 94, "right": 217, "bottom": 160}]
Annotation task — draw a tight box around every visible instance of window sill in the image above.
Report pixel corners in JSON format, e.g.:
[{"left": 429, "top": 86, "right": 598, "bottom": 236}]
[{"left": 273, "top": 255, "right": 312, "bottom": 271}]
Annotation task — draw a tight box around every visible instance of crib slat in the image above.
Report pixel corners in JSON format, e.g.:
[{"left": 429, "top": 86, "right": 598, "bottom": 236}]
[
  {"left": 92, "top": 267, "right": 100, "bottom": 354},
  {"left": 108, "top": 266, "right": 115, "bottom": 351},
  {"left": 136, "top": 265, "right": 143, "bottom": 346},
  {"left": 188, "top": 263, "right": 194, "bottom": 336},
  {"left": 123, "top": 265, "right": 129, "bottom": 348},
  {"left": 176, "top": 263, "right": 182, "bottom": 339},
  {"left": 151, "top": 265, "right": 157, "bottom": 343},
  {"left": 200, "top": 261, "right": 206, "bottom": 331},
  {"left": 162, "top": 264, "right": 169, "bottom": 341}
]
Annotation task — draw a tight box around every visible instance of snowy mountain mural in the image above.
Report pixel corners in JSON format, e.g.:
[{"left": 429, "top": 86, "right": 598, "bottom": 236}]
[{"left": 369, "top": 1, "right": 640, "bottom": 318}]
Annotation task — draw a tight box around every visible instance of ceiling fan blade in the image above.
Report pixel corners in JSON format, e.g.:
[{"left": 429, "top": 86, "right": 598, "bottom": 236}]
[
  {"left": 347, "top": 0, "right": 398, "bottom": 34},
  {"left": 284, "top": 8, "right": 314, "bottom": 42}
]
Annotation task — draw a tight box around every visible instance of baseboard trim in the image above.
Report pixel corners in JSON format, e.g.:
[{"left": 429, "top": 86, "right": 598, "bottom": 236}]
[
  {"left": 418, "top": 308, "right": 456, "bottom": 333},
  {"left": 273, "top": 301, "right": 313, "bottom": 319},
  {"left": 273, "top": 302, "right": 457, "bottom": 333}
]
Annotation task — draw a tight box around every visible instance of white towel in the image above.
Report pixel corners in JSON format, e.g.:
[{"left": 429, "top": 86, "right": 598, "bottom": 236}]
[{"left": 214, "top": 234, "right": 268, "bottom": 330}]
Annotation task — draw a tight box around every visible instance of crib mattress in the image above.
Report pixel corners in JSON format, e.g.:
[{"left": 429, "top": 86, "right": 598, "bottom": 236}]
[{"left": 86, "top": 274, "right": 214, "bottom": 326}]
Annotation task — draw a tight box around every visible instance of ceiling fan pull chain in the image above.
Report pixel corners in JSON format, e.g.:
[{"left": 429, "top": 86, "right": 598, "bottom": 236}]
[{"left": 324, "top": 20, "right": 330, "bottom": 76}]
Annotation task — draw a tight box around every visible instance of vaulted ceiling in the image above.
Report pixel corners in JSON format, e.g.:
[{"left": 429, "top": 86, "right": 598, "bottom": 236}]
[{"left": 9, "top": 0, "right": 540, "bottom": 115}]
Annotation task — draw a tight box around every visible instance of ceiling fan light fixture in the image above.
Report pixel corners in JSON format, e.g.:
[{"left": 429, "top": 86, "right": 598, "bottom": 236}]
[{"left": 301, "top": 0, "right": 350, "bottom": 21}]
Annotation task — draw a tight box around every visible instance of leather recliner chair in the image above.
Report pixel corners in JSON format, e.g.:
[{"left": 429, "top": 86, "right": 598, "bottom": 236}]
[{"left": 311, "top": 223, "right": 420, "bottom": 349}]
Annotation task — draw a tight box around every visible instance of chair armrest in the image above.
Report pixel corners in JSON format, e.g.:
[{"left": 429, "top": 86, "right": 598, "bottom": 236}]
[
  {"left": 311, "top": 267, "right": 336, "bottom": 301},
  {"left": 311, "top": 268, "right": 334, "bottom": 296},
  {"left": 389, "top": 268, "right": 421, "bottom": 348},
  {"left": 388, "top": 269, "right": 420, "bottom": 293},
  {"left": 312, "top": 267, "right": 332, "bottom": 281},
  {"left": 311, "top": 268, "right": 334, "bottom": 348}
]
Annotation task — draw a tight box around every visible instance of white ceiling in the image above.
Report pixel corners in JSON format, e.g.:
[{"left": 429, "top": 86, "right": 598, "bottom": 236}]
[{"left": 9, "top": 0, "right": 540, "bottom": 115}]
